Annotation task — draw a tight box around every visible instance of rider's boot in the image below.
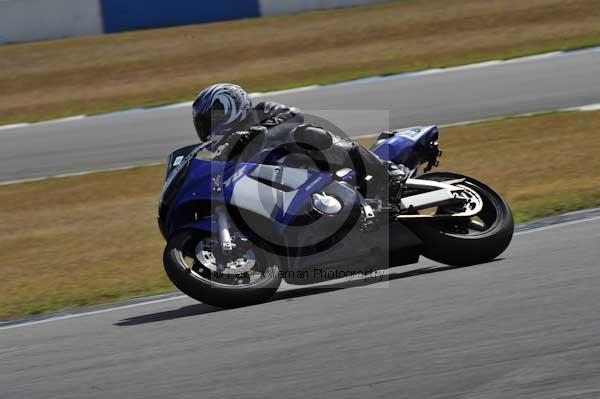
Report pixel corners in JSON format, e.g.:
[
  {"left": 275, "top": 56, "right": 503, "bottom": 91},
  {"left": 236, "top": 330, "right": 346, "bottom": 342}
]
[{"left": 387, "top": 162, "right": 410, "bottom": 203}]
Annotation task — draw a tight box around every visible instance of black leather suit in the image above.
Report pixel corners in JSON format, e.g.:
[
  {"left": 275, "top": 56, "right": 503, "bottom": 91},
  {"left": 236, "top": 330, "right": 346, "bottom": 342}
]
[{"left": 223, "top": 101, "right": 390, "bottom": 199}]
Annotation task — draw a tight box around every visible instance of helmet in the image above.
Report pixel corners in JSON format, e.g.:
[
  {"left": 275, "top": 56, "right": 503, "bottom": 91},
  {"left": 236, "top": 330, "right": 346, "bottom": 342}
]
[{"left": 192, "top": 83, "right": 253, "bottom": 142}]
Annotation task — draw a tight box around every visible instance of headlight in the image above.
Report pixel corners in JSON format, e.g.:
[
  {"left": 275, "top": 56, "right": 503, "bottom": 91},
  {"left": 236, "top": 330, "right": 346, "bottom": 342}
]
[{"left": 312, "top": 193, "right": 342, "bottom": 215}]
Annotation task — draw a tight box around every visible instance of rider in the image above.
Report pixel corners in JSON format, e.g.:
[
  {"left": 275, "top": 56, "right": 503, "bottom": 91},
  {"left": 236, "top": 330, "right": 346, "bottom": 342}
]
[{"left": 192, "top": 83, "right": 405, "bottom": 201}]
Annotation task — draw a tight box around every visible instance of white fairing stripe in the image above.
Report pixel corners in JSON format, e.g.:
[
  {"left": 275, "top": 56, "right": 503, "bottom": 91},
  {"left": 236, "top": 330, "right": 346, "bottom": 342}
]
[
  {"left": 230, "top": 176, "right": 276, "bottom": 218},
  {"left": 230, "top": 176, "right": 301, "bottom": 218}
]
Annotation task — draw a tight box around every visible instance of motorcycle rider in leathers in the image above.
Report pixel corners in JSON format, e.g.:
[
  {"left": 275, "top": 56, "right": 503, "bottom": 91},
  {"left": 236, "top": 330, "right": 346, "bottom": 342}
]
[{"left": 192, "top": 83, "right": 406, "bottom": 202}]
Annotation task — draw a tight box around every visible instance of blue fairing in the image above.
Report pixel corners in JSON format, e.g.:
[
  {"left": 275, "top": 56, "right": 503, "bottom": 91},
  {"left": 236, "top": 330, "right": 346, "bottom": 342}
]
[
  {"left": 371, "top": 126, "right": 439, "bottom": 169},
  {"left": 162, "top": 157, "right": 333, "bottom": 238}
]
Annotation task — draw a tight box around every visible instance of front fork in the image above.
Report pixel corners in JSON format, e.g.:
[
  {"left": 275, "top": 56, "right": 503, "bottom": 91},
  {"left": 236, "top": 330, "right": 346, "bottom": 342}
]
[{"left": 215, "top": 206, "right": 236, "bottom": 252}]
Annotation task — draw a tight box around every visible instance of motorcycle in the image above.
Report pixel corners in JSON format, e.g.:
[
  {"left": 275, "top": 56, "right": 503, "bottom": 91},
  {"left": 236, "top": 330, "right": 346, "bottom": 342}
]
[{"left": 158, "top": 125, "right": 514, "bottom": 308}]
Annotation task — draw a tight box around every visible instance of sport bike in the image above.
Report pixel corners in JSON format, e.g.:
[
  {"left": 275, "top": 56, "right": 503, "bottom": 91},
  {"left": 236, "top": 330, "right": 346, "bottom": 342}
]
[{"left": 158, "top": 126, "right": 514, "bottom": 307}]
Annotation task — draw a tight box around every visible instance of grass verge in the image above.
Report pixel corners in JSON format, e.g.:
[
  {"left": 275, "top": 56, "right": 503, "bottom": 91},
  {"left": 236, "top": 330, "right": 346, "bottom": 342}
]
[
  {"left": 2, "top": 109, "right": 600, "bottom": 319},
  {"left": 1, "top": 0, "right": 599, "bottom": 125}
]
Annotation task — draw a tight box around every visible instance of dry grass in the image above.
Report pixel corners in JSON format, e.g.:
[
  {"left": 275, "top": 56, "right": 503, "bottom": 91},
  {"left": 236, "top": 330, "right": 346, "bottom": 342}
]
[
  {"left": 1, "top": 110, "right": 600, "bottom": 319},
  {"left": 1, "top": 0, "right": 599, "bottom": 125},
  {"left": 0, "top": 166, "right": 168, "bottom": 319}
]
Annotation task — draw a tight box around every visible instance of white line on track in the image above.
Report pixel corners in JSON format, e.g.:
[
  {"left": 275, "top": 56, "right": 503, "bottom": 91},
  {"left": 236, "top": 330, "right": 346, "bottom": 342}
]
[
  {"left": 1, "top": 213, "right": 599, "bottom": 331},
  {"left": 565, "top": 103, "right": 600, "bottom": 112},
  {"left": 0, "top": 162, "right": 164, "bottom": 186},
  {"left": 0, "top": 296, "right": 186, "bottom": 331},
  {"left": 350, "top": 102, "right": 600, "bottom": 140},
  {"left": 514, "top": 215, "right": 600, "bottom": 235},
  {"left": 0, "top": 123, "right": 29, "bottom": 131}
]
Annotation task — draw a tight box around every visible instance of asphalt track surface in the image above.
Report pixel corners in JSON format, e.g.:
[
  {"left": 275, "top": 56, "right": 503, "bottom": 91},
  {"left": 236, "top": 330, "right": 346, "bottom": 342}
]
[
  {"left": 1, "top": 215, "right": 600, "bottom": 398},
  {"left": 1, "top": 48, "right": 600, "bottom": 182}
]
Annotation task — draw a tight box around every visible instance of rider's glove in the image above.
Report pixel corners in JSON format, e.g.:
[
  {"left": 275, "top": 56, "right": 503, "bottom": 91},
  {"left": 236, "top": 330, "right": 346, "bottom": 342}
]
[
  {"left": 217, "top": 126, "right": 267, "bottom": 160},
  {"left": 239, "top": 126, "right": 267, "bottom": 146}
]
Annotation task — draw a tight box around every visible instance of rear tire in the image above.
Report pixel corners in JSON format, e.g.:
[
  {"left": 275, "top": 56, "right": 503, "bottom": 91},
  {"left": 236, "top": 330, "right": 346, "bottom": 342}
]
[
  {"left": 406, "top": 172, "right": 514, "bottom": 266},
  {"left": 163, "top": 230, "right": 281, "bottom": 308}
]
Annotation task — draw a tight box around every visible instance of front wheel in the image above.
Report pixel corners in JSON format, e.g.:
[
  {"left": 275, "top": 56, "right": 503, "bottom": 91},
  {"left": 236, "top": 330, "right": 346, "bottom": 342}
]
[
  {"left": 163, "top": 230, "right": 281, "bottom": 308},
  {"left": 406, "top": 172, "right": 514, "bottom": 266}
]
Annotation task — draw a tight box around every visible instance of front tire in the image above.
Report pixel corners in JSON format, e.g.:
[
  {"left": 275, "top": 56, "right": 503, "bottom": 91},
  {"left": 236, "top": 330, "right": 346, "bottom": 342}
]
[
  {"left": 163, "top": 230, "right": 281, "bottom": 308},
  {"left": 406, "top": 172, "right": 514, "bottom": 266}
]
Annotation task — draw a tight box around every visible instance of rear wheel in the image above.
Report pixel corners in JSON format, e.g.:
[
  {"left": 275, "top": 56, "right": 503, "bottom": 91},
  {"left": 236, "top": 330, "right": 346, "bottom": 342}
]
[
  {"left": 163, "top": 230, "right": 281, "bottom": 308},
  {"left": 406, "top": 172, "right": 514, "bottom": 266}
]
